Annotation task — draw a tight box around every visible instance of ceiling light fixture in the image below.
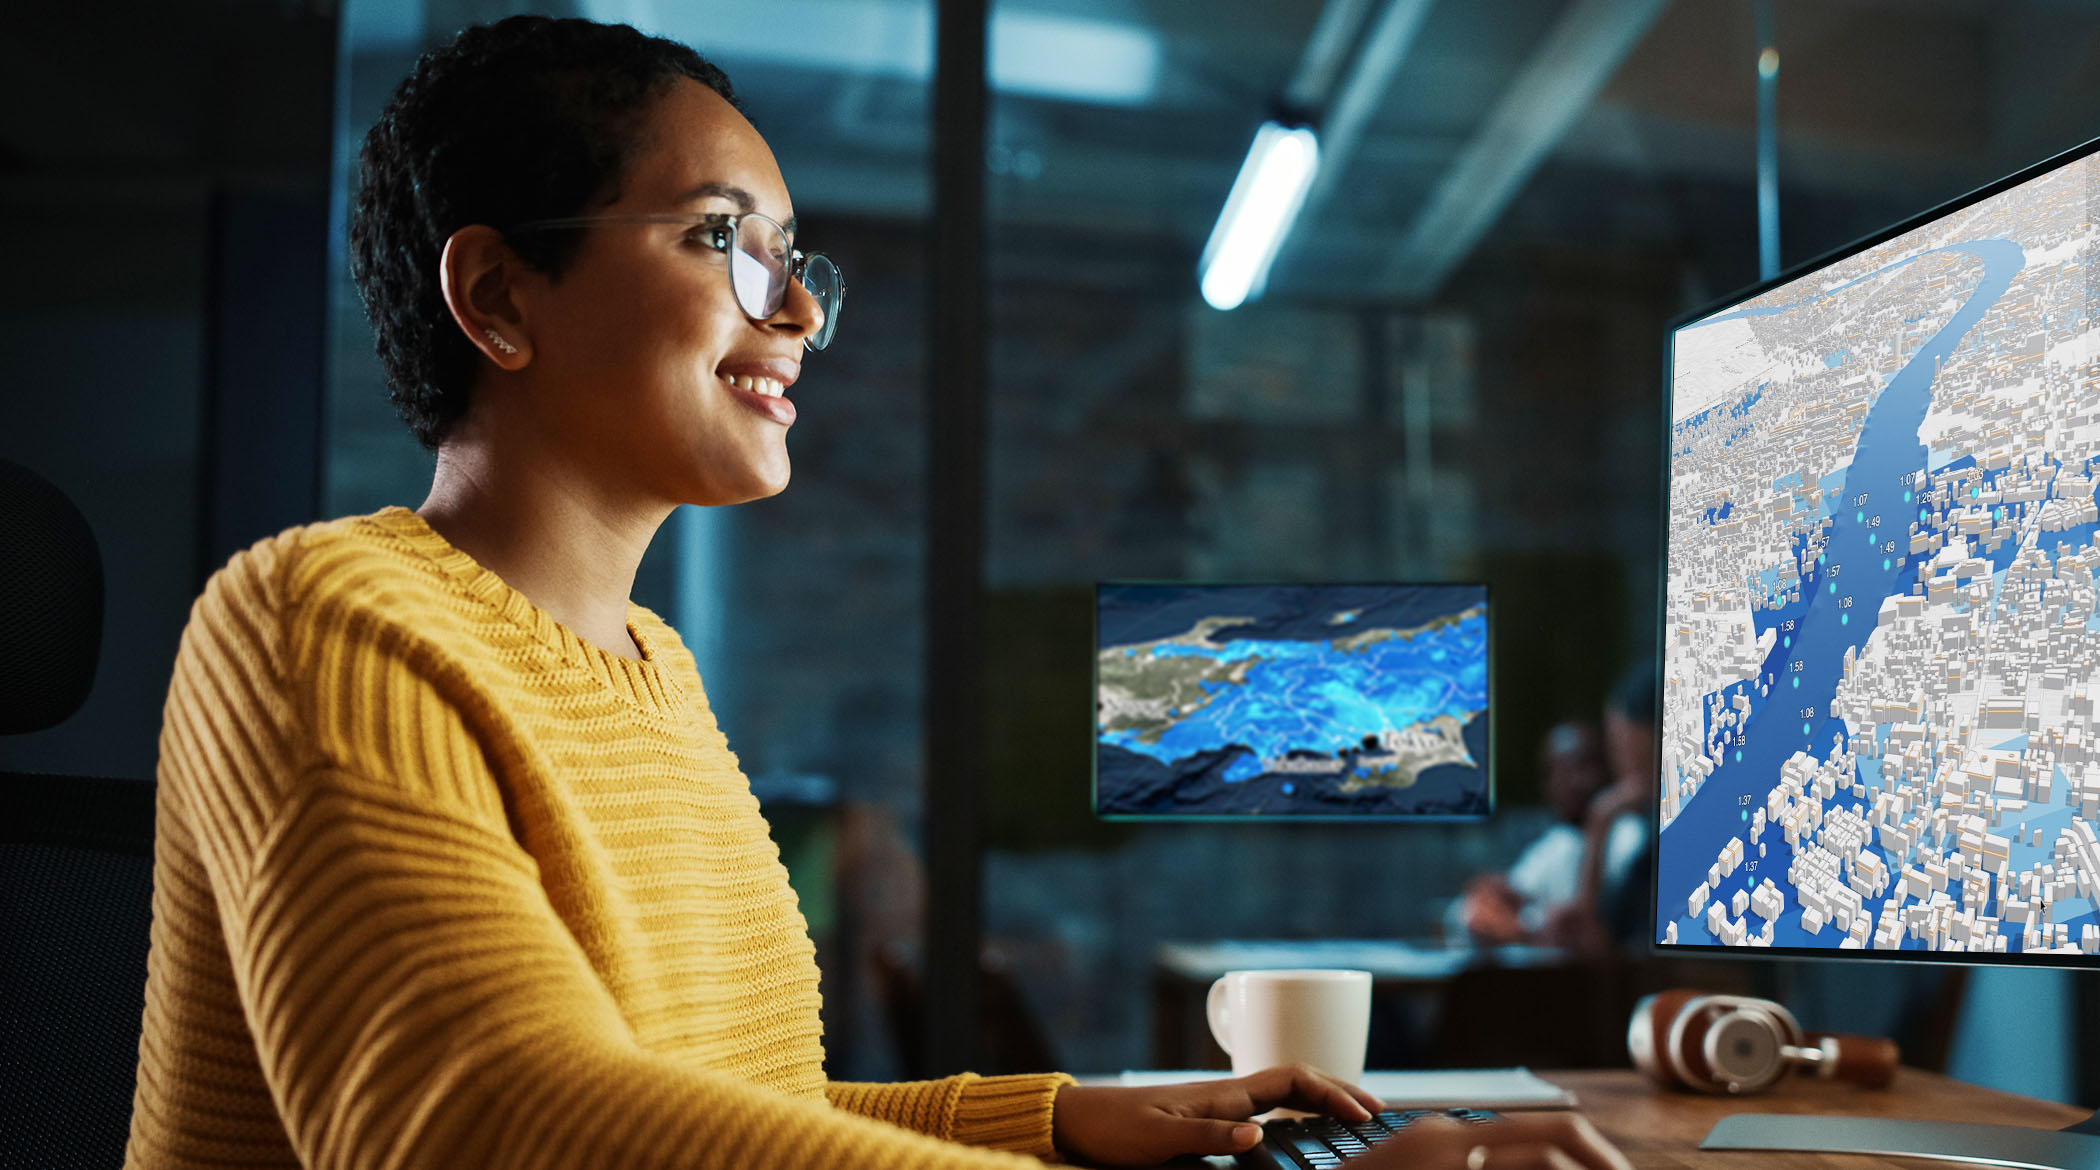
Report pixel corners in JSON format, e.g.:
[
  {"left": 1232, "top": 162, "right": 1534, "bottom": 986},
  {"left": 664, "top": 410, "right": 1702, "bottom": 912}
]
[{"left": 1197, "top": 121, "right": 1320, "bottom": 311}]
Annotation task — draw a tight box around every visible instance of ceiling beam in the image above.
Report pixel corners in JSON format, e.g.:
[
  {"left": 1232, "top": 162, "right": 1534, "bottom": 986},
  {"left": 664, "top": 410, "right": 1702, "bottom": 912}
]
[
  {"left": 1285, "top": 0, "right": 1439, "bottom": 255},
  {"left": 1378, "top": 0, "right": 1671, "bottom": 299},
  {"left": 1285, "top": 0, "right": 1381, "bottom": 111}
]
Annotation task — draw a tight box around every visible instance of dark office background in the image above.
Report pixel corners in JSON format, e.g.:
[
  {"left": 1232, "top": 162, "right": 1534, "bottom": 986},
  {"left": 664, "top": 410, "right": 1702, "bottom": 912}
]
[{"left": 4, "top": 0, "right": 2097, "bottom": 1101}]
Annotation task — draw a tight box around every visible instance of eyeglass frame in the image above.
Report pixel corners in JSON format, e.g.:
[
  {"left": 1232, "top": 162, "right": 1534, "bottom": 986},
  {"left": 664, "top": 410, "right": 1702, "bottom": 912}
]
[{"left": 505, "top": 210, "right": 843, "bottom": 350}]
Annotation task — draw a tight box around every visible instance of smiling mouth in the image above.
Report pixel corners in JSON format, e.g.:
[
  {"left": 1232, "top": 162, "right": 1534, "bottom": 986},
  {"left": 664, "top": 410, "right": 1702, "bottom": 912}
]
[{"left": 723, "top": 373, "right": 787, "bottom": 398}]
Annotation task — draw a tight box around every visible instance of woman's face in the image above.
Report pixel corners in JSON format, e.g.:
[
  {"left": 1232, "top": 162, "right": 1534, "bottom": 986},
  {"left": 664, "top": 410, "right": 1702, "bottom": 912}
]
[{"left": 511, "top": 78, "right": 823, "bottom": 508}]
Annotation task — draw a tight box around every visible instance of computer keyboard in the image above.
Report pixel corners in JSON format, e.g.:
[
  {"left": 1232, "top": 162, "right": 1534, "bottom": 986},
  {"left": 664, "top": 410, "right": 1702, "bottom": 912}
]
[{"left": 1236, "top": 1108, "right": 1503, "bottom": 1170}]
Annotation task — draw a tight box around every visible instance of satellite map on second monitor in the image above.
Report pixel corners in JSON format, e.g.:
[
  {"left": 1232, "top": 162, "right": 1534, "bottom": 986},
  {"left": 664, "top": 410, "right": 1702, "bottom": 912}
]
[{"left": 1095, "top": 583, "right": 1490, "bottom": 818}]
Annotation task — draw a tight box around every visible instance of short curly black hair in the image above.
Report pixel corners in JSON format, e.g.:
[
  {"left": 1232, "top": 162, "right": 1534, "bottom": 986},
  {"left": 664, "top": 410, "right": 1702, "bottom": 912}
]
[{"left": 349, "top": 16, "right": 741, "bottom": 450}]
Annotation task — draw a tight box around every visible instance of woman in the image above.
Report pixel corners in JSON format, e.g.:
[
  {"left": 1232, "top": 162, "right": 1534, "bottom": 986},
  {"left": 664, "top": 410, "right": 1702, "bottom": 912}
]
[{"left": 126, "top": 17, "right": 1630, "bottom": 1170}]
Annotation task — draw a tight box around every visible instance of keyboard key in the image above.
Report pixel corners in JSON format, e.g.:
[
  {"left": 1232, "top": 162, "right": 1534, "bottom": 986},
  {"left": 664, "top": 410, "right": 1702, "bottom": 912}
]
[{"left": 1241, "top": 1108, "right": 1508, "bottom": 1170}]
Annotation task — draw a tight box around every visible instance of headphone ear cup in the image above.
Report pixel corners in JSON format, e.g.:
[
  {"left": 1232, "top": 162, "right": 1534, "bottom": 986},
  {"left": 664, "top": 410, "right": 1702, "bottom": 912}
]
[
  {"left": 1700, "top": 1005, "right": 1792, "bottom": 1093},
  {"left": 1628, "top": 990, "right": 1704, "bottom": 1088}
]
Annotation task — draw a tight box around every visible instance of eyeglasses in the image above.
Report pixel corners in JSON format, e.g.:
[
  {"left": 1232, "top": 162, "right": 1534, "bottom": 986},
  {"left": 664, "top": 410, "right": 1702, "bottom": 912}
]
[{"left": 508, "top": 211, "right": 844, "bottom": 351}]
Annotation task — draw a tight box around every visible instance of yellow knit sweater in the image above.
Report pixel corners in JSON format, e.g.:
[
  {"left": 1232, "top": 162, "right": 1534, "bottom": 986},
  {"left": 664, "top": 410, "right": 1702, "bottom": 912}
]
[{"left": 126, "top": 506, "right": 1072, "bottom": 1170}]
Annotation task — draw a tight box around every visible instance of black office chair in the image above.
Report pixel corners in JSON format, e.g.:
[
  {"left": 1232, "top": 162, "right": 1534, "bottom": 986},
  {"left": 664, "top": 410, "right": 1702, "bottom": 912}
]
[{"left": 0, "top": 459, "right": 156, "bottom": 1170}]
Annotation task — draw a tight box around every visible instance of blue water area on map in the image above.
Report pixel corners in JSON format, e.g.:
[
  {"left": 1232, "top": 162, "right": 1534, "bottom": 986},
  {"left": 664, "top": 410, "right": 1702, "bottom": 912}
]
[
  {"left": 1675, "top": 386, "right": 1768, "bottom": 457},
  {"left": 1663, "top": 237, "right": 2031, "bottom": 951},
  {"left": 1676, "top": 383, "right": 1767, "bottom": 442},
  {"left": 1695, "top": 245, "right": 1986, "bottom": 329},
  {"left": 1106, "top": 611, "right": 1487, "bottom": 776},
  {"left": 1824, "top": 350, "right": 1851, "bottom": 368},
  {"left": 1095, "top": 584, "right": 1491, "bottom": 818},
  {"left": 1096, "top": 711, "right": 1490, "bottom": 817}
]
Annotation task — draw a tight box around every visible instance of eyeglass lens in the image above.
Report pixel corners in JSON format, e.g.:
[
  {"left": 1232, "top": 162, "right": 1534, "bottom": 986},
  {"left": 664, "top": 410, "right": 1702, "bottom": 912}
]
[
  {"left": 799, "top": 255, "right": 841, "bottom": 351},
  {"left": 726, "top": 216, "right": 842, "bottom": 350}
]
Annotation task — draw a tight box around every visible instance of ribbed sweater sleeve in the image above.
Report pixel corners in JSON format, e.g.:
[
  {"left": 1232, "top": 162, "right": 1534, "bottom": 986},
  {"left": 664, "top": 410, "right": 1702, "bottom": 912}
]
[
  {"left": 827, "top": 1075, "right": 1076, "bottom": 1160},
  {"left": 131, "top": 515, "right": 1070, "bottom": 1170}
]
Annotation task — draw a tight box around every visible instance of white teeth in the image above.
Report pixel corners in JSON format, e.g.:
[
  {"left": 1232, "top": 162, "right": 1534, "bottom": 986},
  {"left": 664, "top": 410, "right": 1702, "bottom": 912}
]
[
  {"left": 722, "top": 375, "right": 789, "bottom": 399},
  {"left": 724, "top": 374, "right": 786, "bottom": 398}
]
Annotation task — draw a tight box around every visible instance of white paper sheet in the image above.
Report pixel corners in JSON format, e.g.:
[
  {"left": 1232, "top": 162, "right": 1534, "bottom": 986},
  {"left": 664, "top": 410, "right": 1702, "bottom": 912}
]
[{"left": 1114, "top": 1067, "right": 1578, "bottom": 1111}]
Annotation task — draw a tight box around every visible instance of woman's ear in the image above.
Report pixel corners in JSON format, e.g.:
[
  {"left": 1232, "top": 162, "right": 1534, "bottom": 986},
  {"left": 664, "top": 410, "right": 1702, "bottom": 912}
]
[{"left": 440, "top": 225, "right": 533, "bottom": 369}]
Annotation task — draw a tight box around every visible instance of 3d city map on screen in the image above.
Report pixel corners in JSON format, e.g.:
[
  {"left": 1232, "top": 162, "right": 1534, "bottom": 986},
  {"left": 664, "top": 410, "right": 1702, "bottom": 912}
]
[
  {"left": 1660, "top": 147, "right": 2100, "bottom": 957},
  {"left": 1094, "top": 583, "right": 1489, "bottom": 820}
]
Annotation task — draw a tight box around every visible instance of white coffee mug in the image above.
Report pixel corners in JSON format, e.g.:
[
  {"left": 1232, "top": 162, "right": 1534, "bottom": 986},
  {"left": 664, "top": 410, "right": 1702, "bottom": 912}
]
[{"left": 1205, "top": 968, "right": 1372, "bottom": 1083}]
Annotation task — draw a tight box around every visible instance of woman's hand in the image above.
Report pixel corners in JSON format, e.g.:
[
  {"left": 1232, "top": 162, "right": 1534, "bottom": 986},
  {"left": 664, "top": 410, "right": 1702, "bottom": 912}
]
[
  {"left": 1342, "top": 1111, "right": 1634, "bottom": 1170},
  {"left": 1051, "top": 1063, "right": 1381, "bottom": 1166}
]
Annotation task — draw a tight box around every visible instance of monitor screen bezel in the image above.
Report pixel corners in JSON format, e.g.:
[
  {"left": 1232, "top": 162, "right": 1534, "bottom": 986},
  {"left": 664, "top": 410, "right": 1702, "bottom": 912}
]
[
  {"left": 1652, "top": 129, "right": 2100, "bottom": 969},
  {"left": 1092, "top": 579, "right": 1495, "bottom": 823}
]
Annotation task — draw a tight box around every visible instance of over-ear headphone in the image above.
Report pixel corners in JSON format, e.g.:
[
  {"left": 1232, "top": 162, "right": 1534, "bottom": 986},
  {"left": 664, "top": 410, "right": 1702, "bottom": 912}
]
[{"left": 1627, "top": 989, "right": 1900, "bottom": 1094}]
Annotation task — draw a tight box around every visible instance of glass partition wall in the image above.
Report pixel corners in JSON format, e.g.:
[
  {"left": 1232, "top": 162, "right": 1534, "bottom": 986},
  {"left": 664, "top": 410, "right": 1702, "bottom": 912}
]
[
  {"left": 976, "top": 0, "right": 2100, "bottom": 1078},
  {"left": 977, "top": 0, "right": 1661, "bottom": 1075}
]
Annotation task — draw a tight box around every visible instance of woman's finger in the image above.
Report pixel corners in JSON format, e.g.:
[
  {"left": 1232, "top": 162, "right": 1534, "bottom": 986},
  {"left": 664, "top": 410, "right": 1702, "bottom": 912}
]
[
  {"left": 1332, "top": 1071, "right": 1385, "bottom": 1115},
  {"left": 1340, "top": 1112, "right": 1632, "bottom": 1170},
  {"left": 1240, "top": 1063, "right": 1378, "bottom": 1119},
  {"left": 1166, "top": 1116, "right": 1267, "bottom": 1158}
]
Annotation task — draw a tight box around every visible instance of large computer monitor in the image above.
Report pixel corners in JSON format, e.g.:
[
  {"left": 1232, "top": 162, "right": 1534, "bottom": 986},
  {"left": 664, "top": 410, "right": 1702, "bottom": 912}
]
[
  {"left": 1093, "top": 582, "right": 1490, "bottom": 819},
  {"left": 1657, "top": 135, "right": 2100, "bottom": 1163}
]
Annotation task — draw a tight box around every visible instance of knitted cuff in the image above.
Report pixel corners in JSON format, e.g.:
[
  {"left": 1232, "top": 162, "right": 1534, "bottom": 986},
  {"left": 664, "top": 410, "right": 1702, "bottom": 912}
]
[{"left": 948, "top": 1072, "right": 1078, "bottom": 1162}]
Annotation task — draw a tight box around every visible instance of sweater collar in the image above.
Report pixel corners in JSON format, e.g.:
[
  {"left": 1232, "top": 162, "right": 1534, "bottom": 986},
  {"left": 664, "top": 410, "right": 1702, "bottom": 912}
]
[{"left": 365, "top": 506, "right": 688, "bottom": 718}]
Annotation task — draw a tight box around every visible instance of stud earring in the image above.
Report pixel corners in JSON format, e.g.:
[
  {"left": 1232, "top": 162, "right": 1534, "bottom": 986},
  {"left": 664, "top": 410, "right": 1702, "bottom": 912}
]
[{"left": 484, "top": 328, "right": 519, "bottom": 355}]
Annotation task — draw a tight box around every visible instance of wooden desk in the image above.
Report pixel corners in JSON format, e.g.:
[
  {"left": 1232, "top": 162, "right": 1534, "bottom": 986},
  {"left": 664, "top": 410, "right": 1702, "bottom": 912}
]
[
  {"left": 1544, "top": 1067, "right": 2089, "bottom": 1168},
  {"left": 1079, "top": 1069, "right": 2090, "bottom": 1168}
]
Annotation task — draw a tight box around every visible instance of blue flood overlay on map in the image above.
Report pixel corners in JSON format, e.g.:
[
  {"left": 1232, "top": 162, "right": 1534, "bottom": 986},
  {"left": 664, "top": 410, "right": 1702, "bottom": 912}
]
[
  {"left": 1661, "top": 237, "right": 2100, "bottom": 950},
  {"left": 1095, "top": 584, "right": 1489, "bottom": 817}
]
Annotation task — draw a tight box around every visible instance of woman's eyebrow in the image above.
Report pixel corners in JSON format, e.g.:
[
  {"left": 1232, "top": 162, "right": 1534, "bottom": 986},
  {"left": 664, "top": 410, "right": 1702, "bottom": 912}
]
[
  {"left": 674, "top": 181, "right": 752, "bottom": 210},
  {"left": 673, "top": 181, "right": 796, "bottom": 235}
]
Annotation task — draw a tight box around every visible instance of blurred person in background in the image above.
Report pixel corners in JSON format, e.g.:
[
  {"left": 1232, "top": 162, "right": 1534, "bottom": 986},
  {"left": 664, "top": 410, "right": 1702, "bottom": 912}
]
[
  {"left": 1545, "top": 661, "right": 1660, "bottom": 956},
  {"left": 1448, "top": 720, "right": 1609, "bottom": 945}
]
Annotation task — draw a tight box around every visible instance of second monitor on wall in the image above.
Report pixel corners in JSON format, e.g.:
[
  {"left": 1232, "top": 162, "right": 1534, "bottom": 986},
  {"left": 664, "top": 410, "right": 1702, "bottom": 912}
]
[{"left": 1094, "top": 582, "right": 1491, "bottom": 820}]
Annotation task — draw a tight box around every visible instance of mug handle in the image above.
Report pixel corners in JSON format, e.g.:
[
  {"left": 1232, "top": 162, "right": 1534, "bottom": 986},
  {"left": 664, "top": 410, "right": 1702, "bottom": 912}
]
[{"left": 1206, "top": 976, "right": 1234, "bottom": 1057}]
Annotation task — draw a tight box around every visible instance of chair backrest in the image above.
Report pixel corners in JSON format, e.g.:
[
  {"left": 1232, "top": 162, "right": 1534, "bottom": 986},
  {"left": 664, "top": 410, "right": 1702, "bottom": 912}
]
[
  {"left": 0, "top": 459, "right": 154, "bottom": 1170},
  {"left": 0, "top": 458, "right": 102, "bottom": 735},
  {"left": 0, "top": 782, "right": 155, "bottom": 1170}
]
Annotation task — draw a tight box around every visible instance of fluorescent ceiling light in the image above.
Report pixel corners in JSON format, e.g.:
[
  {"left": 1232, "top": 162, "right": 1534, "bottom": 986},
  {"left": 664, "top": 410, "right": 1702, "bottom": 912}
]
[
  {"left": 623, "top": 0, "right": 1161, "bottom": 107},
  {"left": 1198, "top": 122, "right": 1320, "bottom": 312}
]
